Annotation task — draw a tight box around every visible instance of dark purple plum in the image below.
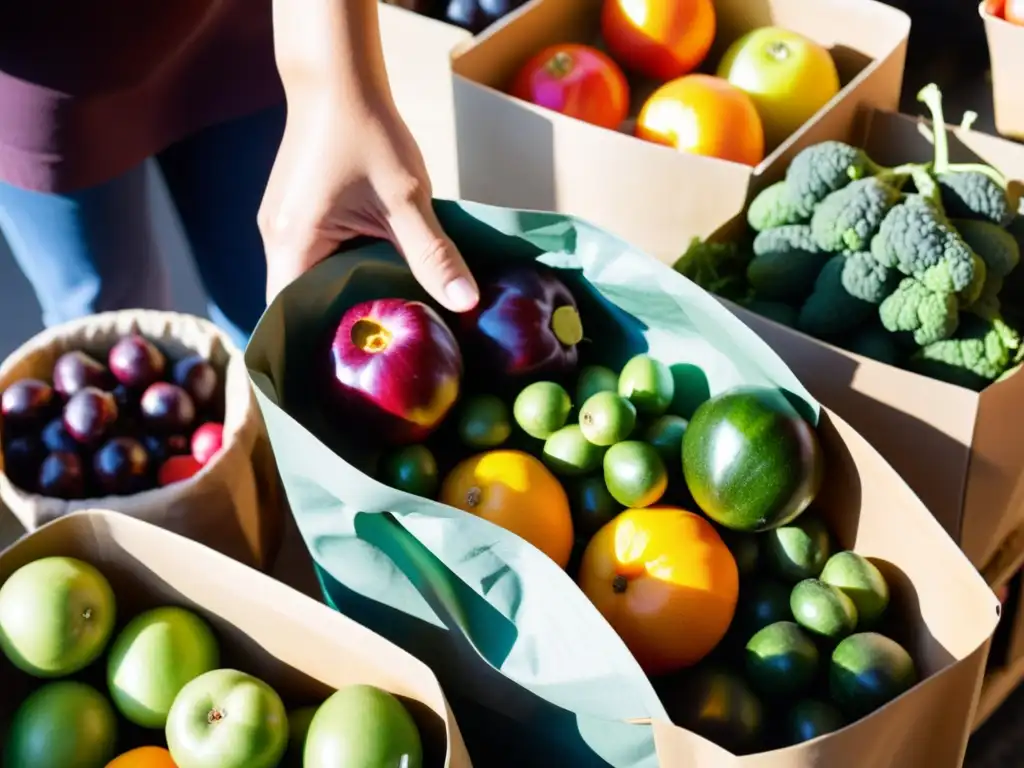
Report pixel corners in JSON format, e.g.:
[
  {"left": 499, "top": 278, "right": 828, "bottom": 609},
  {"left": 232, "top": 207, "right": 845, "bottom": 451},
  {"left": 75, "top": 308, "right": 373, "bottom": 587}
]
[
  {"left": 141, "top": 434, "right": 190, "bottom": 465},
  {"left": 1, "top": 378, "right": 57, "bottom": 429},
  {"left": 172, "top": 355, "right": 218, "bottom": 411},
  {"left": 93, "top": 437, "right": 151, "bottom": 496},
  {"left": 41, "top": 417, "right": 79, "bottom": 453},
  {"left": 109, "top": 334, "right": 166, "bottom": 390},
  {"left": 38, "top": 452, "right": 86, "bottom": 499},
  {"left": 3, "top": 434, "right": 46, "bottom": 492},
  {"left": 63, "top": 386, "right": 119, "bottom": 445},
  {"left": 52, "top": 351, "right": 111, "bottom": 397},
  {"left": 140, "top": 383, "right": 195, "bottom": 434}
]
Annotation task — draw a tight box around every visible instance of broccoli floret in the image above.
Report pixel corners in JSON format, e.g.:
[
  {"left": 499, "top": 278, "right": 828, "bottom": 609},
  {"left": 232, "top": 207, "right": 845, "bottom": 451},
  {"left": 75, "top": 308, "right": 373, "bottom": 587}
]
[
  {"left": 797, "top": 255, "right": 875, "bottom": 337},
  {"left": 674, "top": 237, "right": 753, "bottom": 301},
  {"left": 953, "top": 219, "right": 1021, "bottom": 278},
  {"left": 870, "top": 181, "right": 977, "bottom": 293},
  {"left": 841, "top": 250, "right": 900, "bottom": 304},
  {"left": 747, "top": 181, "right": 807, "bottom": 231},
  {"left": 785, "top": 141, "right": 877, "bottom": 218},
  {"left": 843, "top": 323, "right": 906, "bottom": 366},
  {"left": 909, "top": 312, "right": 1022, "bottom": 390},
  {"left": 918, "top": 83, "right": 1016, "bottom": 227},
  {"left": 811, "top": 176, "right": 905, "bottom": 253},
  {"left": 878, "top": 277, "right": 959, "bottom": 346},
  {"left": 740, "top": 299, "right": 800, "bottom": 328},
  {"left": 747, "top": 225, "right": 827, "bottom": 302}
]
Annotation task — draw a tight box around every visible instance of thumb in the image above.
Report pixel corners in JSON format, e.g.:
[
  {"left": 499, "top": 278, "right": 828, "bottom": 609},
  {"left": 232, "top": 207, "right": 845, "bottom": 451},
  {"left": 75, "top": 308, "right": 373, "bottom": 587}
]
[{"left": 388, "top": 197, "right": 479, "bottom": 312}]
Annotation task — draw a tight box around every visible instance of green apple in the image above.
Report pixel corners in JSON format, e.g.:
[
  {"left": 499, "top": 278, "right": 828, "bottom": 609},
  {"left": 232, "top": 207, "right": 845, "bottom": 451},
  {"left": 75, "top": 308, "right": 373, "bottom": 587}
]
[
  {"left": 305, "top": 684, "right": 423, "bottom": 768},
  {"left": 0, "top": 556, "right": 117, "bottom": 677},
  {"left": 3, "top": 681, "right": 118, "bottom": 768},
  {"left": 107, "top": 605, "right": 221, "bottom": 729},
  {"left": 717, "top": 26, "right": 841, "bottom": 148},
  {"left": 166, "top": 669, "right": 288, "bottom": 768}
]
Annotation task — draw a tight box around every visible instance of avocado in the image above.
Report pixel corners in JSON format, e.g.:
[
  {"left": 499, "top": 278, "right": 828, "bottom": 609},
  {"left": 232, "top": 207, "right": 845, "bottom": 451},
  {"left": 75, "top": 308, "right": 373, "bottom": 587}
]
[
  {"left": 579, "top": 391, "right": 637, "bottom": 446},
  {"left": 379, "top": 445, "right": 439, "bottom": 499},
  {"left": 790, "top": 579, "right": 858, "bottom": 640},
  {"left": 682, "top": 388, "right": 824, "bottom": 532},
  {"left": 618, "top": 354, "right": 675, "bottom": 416},
  {"left": 785, "top": 699, "right": 845, "bottom": 745},
  {"left": 820, "top": 551, "right": 890, "bottom": 627},
  {"left": 571, "top": 476, "right": 622, "bottom": 539},
  {"left": 744, "top": 621, "right": 819, "bottom": 699},
  {"left": 457, "top": 394, "right": 512, "bottom": 449},
  {"left": 644, "top": 415, "right": 688, "bottom": 474},
  {"left": 603, "top": 441, "right": 668, "bottom": 508},
  {"left": 733, "top": 580, "right": 792, "bottom": 640},
  {"left": 513, "top": 382, "right": 572, "bottom": 440},
  {"left": 542, "top": 425, "right": 604, "bottom": 476},
  {"left": 575, "top": 365, "right": 619, "bottom": 407},
  {"left": 829, "top": 633, "right": 917, "bottom": 719},
  {"left": 662, "top": 667, "right": 764, "bottom": 755},
  {"left": 763, "top": 514, "right": 833, "bottom": 583}
]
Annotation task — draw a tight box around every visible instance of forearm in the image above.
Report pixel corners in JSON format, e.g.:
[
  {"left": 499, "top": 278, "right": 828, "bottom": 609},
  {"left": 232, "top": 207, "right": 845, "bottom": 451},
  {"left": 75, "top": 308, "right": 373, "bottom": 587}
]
[{"left": 272, "top": 0, "right": 393, "bottom": 110}]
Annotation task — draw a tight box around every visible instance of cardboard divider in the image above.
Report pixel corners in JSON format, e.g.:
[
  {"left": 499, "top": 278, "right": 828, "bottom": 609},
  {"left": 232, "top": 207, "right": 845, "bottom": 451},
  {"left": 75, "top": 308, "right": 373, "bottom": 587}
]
[
  {"left": 0, "top": 510, "right": 471, "bottom": 767},
  {"left": 980, "top": 1, "right": 1024, "bottom": 141},
  {"left": 451, "top": 0, "right": 910, "bottom": 262},
  {"left": 708, "top": 108, "right": 1024, "bottom": 569}
]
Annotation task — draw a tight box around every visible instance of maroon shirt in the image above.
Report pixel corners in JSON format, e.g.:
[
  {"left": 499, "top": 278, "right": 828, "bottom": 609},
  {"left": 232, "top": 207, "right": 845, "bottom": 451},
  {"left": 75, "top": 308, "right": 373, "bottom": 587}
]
[{"left": 0, "top": 1, "right": 284, "bottom": 193}]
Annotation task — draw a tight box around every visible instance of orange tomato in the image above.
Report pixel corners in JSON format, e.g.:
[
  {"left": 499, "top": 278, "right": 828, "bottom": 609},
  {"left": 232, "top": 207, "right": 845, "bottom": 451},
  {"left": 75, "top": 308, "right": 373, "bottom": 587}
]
[
  {"left": 106, "top": 747, "right": 177, "bottom": 768},
  {"left": 1005, "top": 0, "right": 1024, "bottom": 24},
  {"left": 441, "top": 450, "right": 574, "bottom": 568},
  {"left": 578, "top": 507, "right": 739, "bottom": 675},
  {"left": 635, "top": 74, "right": 765, "bottom": 166},
  {"left": 601, "top": 0, "right": 716, "bottom": 81},
  {"left": 510, "top": 43, "right": 630, "bottom": 130},
  {"left": 985, "top": 0, "right": 1007, "bottom": 17}
]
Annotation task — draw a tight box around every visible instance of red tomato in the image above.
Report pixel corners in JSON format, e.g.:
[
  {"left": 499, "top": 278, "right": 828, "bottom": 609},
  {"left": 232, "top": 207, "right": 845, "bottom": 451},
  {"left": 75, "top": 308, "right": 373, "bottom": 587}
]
[
  {"left": 510, "top": 44, "right": 630, "bottom": 130},
  {"left": 985, "top": 0, "right": 1007, "bottom": 17},
  {"left": 601, "top": 0, "right": 716, "bottom": 81},
  {"left": 1005, "top": 0, "right": 1024, "bottom": 24}
]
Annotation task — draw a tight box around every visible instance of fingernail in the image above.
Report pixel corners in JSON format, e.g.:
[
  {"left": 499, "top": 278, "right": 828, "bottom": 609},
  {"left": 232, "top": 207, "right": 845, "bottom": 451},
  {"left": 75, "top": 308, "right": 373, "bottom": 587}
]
[{"left": 445, "top": 277, "right": 479, "bottom": 311}]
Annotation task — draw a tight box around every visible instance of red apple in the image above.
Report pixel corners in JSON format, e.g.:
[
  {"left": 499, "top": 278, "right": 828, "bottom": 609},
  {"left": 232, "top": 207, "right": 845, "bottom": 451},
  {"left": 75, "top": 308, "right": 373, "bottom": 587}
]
[
  {"left": 327, "top": 299, "right": 462, "bottom": 445},
  {"left": 158, "top": 455, "right": 203, "bottom": 486},
  {"left": 459, "top": 265, "right": 583, "bottom": 378},
  {"left": 191, "top": 422, "right": 224, "bottom": 466}
]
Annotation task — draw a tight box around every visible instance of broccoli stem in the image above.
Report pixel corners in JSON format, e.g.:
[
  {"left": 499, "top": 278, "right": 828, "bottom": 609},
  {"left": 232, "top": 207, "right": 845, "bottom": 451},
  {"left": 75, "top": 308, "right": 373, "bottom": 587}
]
[{"left": 917, "top": 83, "right": 1008, "bottom": 187}]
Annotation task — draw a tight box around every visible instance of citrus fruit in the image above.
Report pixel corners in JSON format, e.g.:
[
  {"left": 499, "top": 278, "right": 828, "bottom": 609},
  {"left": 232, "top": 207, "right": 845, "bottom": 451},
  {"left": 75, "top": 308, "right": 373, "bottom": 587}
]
[
  {"left": 603, "top": 441, "right": 667, "bottom": 508},
  {"left": 762, "top": 513, "right": 832, "bottom": 583},
  {"left": 106, "top": 747, "right": 178, "bottom": 768},
  {"left": 441, "top": 450, "right": 574, "bottom": 567},
  {"left": 636, "top": 74, "right": 765, "bottom": 166},
  {"left": 819, "top": 551, "right": 890, "bottom": 627},
  {"left": 543, "top": 424, "right": 604, "bottom": 476},
  {"left": 579, "top": 391, "right": 636, "bottom": 446},
  {"left": 601, "top": 0, "right": 716, "bottom": 80},
  {"left": 829, "top": 633, "right": 917, "bottom": 719},
  {"left": 575, "top": 365, "right": 619, "bottom": 406},
  {"left": 578, "top": 507, "right": 739, "bottom": 673},
  {"left": 617, "top": 354, "right": 675, "bottom": 416},
  {"left": 791, "top": 578, "right": 858, "bottom": 640},
  {"left": 513, "top": 381, "right": 572, "bottom": 440},
  {"left": 745, "top": 620, "right": 819, "bottom": 699}
]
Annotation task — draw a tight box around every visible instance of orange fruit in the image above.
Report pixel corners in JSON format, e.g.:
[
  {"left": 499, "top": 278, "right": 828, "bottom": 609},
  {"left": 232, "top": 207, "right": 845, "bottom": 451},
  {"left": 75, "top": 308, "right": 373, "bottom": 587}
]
[
  {"left": 441, "top": 450, "right": 574, "bottom": 568},
  {"left": 106, "top": 747, "right": 177, "bottom": 768},
  {"left": 578, "top": 506, "right": 739, "bottom": 675},
  {"left": 601, "top": 0, "right": 716, "bottom": 81},
  {"left": 635, "top": 74, "right": 766, "bottom": 166}
]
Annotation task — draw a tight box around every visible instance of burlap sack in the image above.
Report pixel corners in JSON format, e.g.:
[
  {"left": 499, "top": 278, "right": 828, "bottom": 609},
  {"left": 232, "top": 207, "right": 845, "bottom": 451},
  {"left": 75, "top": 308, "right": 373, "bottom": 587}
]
[{"left": 0, "top": 310, "right": 284, "bottom": 570}]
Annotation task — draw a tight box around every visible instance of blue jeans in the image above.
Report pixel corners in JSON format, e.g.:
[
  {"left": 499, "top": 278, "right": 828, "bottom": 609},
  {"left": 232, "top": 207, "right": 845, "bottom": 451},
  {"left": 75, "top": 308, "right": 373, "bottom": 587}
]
[{"left": 0, "top": 105, "right": 286, "bottom": 350}]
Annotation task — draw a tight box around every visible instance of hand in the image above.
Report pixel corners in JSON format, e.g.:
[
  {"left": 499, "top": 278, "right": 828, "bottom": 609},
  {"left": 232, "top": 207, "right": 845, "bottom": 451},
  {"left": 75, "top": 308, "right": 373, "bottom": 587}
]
[{"left": 258, "top": 98, "right": 479, "bottom": 312}]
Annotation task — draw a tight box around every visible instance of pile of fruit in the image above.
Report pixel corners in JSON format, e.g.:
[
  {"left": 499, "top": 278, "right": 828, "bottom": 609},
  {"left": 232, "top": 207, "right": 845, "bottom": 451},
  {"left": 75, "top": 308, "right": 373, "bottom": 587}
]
[
  {"left": 677, "top": 83, "right": 1024, "bottom": 391},
  {"left": 0, "top": 334, "right": 225, "bottom": 499},
  {"left": 507, "top": 0, "right": 842, "bottom": 165},
  {"left": 322, "top": 260, "right": 920, "bottom": 754},
  {"left": 0, "top": 555, "right": 426, "bottom": 768}
]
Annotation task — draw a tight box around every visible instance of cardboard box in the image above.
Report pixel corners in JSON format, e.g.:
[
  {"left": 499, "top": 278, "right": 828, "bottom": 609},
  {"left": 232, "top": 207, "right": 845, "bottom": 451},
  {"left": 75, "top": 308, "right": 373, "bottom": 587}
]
[
  {"left": 0, "top": 510, "right": 471, "bottom": 767},
  {"left": 980, "top": 0, "right": 1024, "bottom": 141},
  {"left": 712, "top": 108, "right": 1024, "bottom": 569},
  {"left": 380, "top": 2, "right": 473, "bottom": 198},
  {"left": 450, "top": 0, "right": 910, "bottom": 262}
]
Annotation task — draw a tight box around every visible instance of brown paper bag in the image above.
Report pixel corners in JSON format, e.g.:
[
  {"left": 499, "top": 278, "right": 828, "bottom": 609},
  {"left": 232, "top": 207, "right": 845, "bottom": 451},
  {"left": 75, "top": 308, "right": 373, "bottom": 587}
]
[
  {"left": 0, "top": 310, "right": 284, "bottom": 571},
  {"left": 0, "top": 509, "right": 471, "bottom": 767}
]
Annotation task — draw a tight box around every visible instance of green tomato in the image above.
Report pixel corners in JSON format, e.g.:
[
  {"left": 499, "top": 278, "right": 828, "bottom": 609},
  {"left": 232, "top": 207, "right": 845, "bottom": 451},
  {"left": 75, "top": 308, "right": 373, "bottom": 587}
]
[
  {"left": 0, "top": 556, "right": 116, "bottom": 677},
  {"left": 107, "top": 606, "right": 221, "bottom": 729},
  {"left": 4, "top": 681, "right": 118, "bottom": 768},
  {"left": 166, "top": 669, "right": 288, "bottom": 768},
  {"left": 305, "top": 685, "right": 423, "bottom": 768}
]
